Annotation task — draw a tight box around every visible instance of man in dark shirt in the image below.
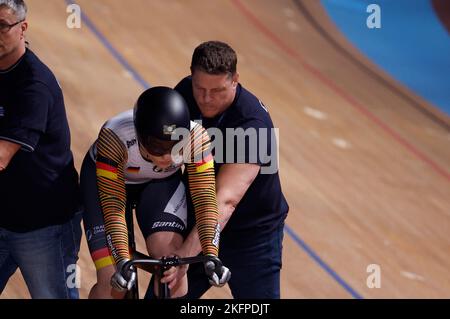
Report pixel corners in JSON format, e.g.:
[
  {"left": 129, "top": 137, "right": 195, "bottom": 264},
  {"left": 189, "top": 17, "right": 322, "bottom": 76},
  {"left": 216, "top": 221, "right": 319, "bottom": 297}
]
[
  {"left": 159, "top": 41, "right": 289, "bottom": 298},
  {"left": 0, "top": 0, "right": 81, "bottom": 298}
]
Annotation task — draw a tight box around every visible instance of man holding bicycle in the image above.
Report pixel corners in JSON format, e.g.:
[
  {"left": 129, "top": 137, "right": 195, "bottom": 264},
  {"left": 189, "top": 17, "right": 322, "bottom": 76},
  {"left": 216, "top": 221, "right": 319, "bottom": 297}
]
[{"left": 159, "top": 41, "right": 289, "bottom": 299}]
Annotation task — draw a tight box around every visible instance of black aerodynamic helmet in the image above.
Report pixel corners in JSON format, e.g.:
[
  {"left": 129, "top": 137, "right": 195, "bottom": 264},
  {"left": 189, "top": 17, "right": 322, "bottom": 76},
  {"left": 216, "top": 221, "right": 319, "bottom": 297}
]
[{"left": 134, "top": 86, "right": 190, "bottom": 156}]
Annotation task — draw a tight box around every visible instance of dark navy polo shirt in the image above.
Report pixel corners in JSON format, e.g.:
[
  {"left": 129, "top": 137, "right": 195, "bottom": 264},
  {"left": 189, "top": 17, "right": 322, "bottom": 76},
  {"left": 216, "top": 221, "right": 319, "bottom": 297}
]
[
  {"left": 0, "top": 49, "right": 80, "bottom": 232},
  {"left": 176, "top": 76, "right": 289, "bottom": 242}
]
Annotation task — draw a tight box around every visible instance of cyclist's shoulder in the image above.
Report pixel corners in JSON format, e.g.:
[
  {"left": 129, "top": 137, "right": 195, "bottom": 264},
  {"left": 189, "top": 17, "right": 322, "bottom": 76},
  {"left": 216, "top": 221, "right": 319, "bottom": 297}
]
[
  {"left": 95, "top": 110, "right": 134, "bottom": 155},
  {"left": 99, "top": 110, "right": 135, "bottom": 142},
  {"left": 102, "top": 109, "right": 134, "bottom": 130}
]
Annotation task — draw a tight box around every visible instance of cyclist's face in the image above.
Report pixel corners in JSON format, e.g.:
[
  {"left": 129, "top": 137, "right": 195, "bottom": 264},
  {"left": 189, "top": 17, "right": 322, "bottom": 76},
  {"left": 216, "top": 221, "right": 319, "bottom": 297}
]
[
  {"left": 138, "top": 140, "right": 174, "bottom": 169},
  {"left": 191, "top": 69, "right": 239, "bottom": 119}
]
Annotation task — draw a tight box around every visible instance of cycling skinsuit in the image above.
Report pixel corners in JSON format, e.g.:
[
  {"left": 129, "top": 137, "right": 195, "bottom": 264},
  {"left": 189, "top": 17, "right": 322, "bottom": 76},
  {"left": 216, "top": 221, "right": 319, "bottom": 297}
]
[{"left": 81, "top": 109, "right": 220, "bottom": 269}]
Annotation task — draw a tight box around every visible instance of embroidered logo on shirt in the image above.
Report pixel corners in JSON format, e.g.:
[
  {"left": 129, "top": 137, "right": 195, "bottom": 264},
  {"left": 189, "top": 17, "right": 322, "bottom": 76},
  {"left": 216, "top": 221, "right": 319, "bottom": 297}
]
[{"left": 126, "top": 138, "right": 137, "bottom": 149}]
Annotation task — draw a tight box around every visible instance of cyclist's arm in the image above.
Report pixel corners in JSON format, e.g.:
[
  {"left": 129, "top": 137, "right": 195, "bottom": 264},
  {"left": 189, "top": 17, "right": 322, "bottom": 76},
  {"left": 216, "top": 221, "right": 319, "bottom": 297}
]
[
  {"left": 181, "top": 163, "right": 259, "bottom": 257},
  {"left": 185, "top": 124, "right": 220, "bottom": 257},
  {"left": 95, "top": 127, "right": 129, "bottom": 264},
  {"left": 0, "top": 140, "right": 20, "bottom": 171}
]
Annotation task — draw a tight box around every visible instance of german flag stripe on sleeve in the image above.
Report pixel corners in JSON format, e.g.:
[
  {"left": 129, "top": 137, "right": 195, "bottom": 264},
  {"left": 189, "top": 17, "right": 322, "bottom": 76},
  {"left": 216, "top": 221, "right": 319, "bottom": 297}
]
[
  {"left": 195, "top": 153, "right": 214, "bottom": 173},
  {"left": 195, "top": 153, "right": 213, "bottom": 166},
  {"left": 95, "top": 127, "right": 130, "bottom": 264},
  {"left": 91, "top": 248, "right": 114, "bottom": 270},
  {"left": 94, "top": 256, "right": 115, "bottom": 270},
  {"left": 96, "top": 162, "right": 118, "bottom": 172},
  {"left": 91, "top": 247, "right": 111, "bottom": 260},
  {"left": 186, "top": 125, "right": 220, "bottom": 257},
  {"left": 96, "top": 162, "right": 119, "bottom": 180},
  {"left": 96, "top": 155, "right": 119, "bottom": 167}
]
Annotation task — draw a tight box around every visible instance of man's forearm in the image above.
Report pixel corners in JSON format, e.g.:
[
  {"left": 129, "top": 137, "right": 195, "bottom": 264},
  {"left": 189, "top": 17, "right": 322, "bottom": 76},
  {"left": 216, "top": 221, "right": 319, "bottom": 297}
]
[
  {"left": 182, "top": 203, "right": 235, "bottom": 257},
  {"left": 181, "top": 163, "right": 259, "bottom": 257}
]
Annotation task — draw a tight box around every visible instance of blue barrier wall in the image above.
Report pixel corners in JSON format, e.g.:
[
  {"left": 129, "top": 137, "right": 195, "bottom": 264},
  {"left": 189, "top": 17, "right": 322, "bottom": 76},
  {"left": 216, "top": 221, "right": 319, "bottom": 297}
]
[{"left": 321, "top": 0, "right": 450, "bottom": 116}]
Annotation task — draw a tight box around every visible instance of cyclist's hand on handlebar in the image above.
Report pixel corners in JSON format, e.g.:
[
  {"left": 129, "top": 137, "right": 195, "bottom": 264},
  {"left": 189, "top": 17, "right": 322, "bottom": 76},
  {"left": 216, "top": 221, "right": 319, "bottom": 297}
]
[
  {"left": 204, "top": 255, "right": 231, "bottom": 287},
  {"left": 111, "top": 259, "right": 137, "bottom": 292}
]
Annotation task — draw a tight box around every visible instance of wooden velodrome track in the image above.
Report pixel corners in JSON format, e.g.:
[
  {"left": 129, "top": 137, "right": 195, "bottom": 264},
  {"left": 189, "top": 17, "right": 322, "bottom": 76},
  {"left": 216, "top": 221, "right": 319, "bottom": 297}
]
[{"left": 2, "top": 0, "right": 450, "bottom": 299}]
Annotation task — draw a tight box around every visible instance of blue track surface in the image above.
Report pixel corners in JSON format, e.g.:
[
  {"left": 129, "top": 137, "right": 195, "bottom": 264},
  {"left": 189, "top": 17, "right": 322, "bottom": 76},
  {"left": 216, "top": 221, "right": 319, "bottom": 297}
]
[{"left": 321, "top": 0, "right": 450, "bottom": 116}]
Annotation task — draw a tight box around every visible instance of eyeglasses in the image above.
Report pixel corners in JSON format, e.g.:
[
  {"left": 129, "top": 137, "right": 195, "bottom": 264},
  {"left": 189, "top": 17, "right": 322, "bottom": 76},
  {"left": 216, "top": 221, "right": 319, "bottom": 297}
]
[{"left": 0, "top": 20, "right": 24, "bottom": 34}]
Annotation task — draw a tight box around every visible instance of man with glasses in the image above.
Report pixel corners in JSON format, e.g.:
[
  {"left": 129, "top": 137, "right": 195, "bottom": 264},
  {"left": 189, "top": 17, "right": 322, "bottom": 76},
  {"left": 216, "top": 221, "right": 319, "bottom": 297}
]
[
  {"left": 0, "top": 2, "right": 24, "bottom": 67},
  {"left": 0, "top": 18, "right": 23, "bottom": 32},
  {"left": 0, "top": 0, "right": 82, "bottom": 298}
]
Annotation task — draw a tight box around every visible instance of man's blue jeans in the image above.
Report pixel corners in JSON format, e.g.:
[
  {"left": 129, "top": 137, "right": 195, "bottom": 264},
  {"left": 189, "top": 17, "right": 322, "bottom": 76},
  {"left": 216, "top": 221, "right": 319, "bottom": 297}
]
[{"left": 0, "top": 212, "right": 82, "bottom": 299}]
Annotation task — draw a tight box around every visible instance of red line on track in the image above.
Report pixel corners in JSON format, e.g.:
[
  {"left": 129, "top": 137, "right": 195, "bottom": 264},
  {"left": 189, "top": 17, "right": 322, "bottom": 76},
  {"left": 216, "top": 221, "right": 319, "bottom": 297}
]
[{"left": 231, "top": 0, "right": 450, "bottom": 182}]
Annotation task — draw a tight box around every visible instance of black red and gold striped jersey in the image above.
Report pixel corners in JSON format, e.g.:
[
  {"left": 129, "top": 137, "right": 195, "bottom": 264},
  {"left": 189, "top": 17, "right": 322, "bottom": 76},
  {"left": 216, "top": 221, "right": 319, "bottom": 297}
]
[{"left": 90, "top": 110, "right": 219, "bottom": 263}]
